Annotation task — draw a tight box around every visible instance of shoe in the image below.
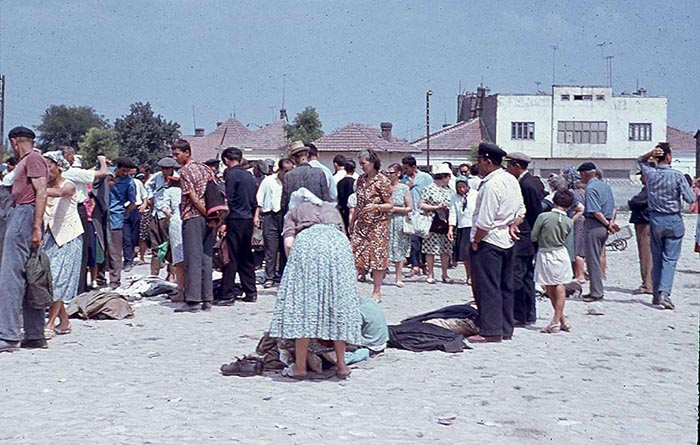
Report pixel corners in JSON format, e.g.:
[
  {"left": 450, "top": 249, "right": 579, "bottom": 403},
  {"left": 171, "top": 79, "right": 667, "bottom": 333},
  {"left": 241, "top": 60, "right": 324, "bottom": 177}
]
[
  {"left": 560, "top": 321, "right": 571, "bottom": 332},
  {"left": 263, "top": 281, "right": 274, "bottom": 289},
  {"left": 213, "top": 298, "right": 235, "bottom": 306},
  {"left": 582, "top": 294, "right": 604, "bottom": 302},
  {"left": 467, "top": 334, "right": 502, "bottom": 343},
  {"left": 395, "top": 281, "right": 404, "bottom": 288},
  {"left": 658, "top": 294, "right": 675, "bottom": 310},
  {"left": 124, "top": 264, "right": 133, "bottom": 273},
  {"left": 220, "top": 356, "right": 264, "bottom": 377},
  {"left": 174, "top": 302, "right": 201, "bottom": 313},
  {"left": 0, "top": 339, "right": 20, "bottom": 353},
  {"left": 20, "top": 338, "right": 48, "bottom": 349},
  {"left": 426, "top": 277, "right": 436, "bottom": 284},
  {"left": 513, "top": 320, "right": 535, "bottom": 328},
  {"left": 502, "top": 335, "right": 513, "bottom": 341},
  {"left": 53, "top": 326, "right": 72, "bottom": 335},
  {"left": 540, "top": 322, "right": 561, "bottom": 334},
  {"left": 241, "top": 294, "right": 258, "bottom": 303},
  {"left": 442, "top": 277, "right": 454, "bottom": 284},
  {"left": 201, "top": 302, "right": 213, "bottom": 312},
  {"left": 651, "top": 294, "right": 660, "bottom": 305},
  {"left": 635, "top": 287, "right": 654, "bottom": 295}
]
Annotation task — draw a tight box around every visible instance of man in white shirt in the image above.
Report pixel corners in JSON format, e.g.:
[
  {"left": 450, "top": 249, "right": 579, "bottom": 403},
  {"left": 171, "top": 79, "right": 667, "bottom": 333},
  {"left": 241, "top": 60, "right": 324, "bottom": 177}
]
[
  {"left": 142, "top": 157, "right": 179, "bottom": 276},
  {"left": 307, "top": 143, "right": 337, "bottom": 201},
  {"left": 255, "top": 158, "right": 294, "bottom": 288},
  {"left": 332, "top": 154, "right": 348, "bottom": 183},
  {"left": 468, "top": 142, "right": 525, "bottom": 344},
  {"left": 62, "top": 151, "right": 109, "bottom": 292}
]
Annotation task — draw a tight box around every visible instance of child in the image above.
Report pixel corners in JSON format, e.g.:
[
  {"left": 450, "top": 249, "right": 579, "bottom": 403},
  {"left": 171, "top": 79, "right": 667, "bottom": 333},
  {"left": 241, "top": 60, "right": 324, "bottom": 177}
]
[{"left": 532, "top": 189, "right": 575, "bottom": 333}]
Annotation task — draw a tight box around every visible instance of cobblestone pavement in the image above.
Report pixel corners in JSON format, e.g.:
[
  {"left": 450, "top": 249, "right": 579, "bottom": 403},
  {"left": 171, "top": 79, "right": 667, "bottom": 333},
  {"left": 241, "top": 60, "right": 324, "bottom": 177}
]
[{"left": 1, "top": 215, "right": 698, "bottom": 444}]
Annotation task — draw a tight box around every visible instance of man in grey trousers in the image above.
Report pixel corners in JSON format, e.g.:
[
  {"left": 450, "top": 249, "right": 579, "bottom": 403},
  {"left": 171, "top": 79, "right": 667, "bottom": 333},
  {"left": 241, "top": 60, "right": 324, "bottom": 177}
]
[
  {"left": 0, "top": 127, "right": 49, "bottom": 352},
  {"left": 578, "top": 162, "right": 617, "bottom": 303}
]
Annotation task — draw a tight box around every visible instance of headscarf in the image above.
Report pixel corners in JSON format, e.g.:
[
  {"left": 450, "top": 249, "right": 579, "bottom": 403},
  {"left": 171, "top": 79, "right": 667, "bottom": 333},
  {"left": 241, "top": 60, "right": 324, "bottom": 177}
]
[
  {"left": 43, "top": 150, "right": 71, "bottom": 171},
  {"left": 289, "top": 187, "right": 322, "bottom": 211}
]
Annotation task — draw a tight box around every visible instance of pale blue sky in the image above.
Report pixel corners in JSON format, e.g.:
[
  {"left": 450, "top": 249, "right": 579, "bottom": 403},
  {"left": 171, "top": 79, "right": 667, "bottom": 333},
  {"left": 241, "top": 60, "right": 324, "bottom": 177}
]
[{"left": 0, "top": 0, "right": 697, "bottom": 143}]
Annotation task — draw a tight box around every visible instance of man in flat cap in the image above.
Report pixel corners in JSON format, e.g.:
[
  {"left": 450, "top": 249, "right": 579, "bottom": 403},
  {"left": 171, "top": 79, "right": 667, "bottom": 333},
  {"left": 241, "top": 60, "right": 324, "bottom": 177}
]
[
  {"left": 142, "top": 156, "right": 180, "bottom": 278},
  {"left": 506, "top": 152, "right": 544, "bottom": 327},
  {"left": 280, "top": 140, "right": 330, "bottom": 214},
  {"left": 0, "top": 127, "right": 50, "bottom": 352},
  {"left": 578, "top": 161, "right": 616, "bottom": 304},
  {"left": 637, "top": 143, "right": 696, "bottom": 309},
  {"left": 468, "top": 142, "right": 525, "bottom": 343}
]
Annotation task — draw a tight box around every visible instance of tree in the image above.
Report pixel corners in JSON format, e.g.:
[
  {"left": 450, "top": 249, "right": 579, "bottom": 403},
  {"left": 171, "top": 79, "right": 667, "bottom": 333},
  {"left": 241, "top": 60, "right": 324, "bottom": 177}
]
[
  {"left": 36, "top": 105, "right": 108, "bottom": 151},
  {"left": 285, "top": 106, "right": 323, "bottom": 143},
  {"left": 114, "top": 102, "right": 181, "bottom": 166},
  {"left": 78, "top": 127, "right": 120, "bottom": 168}
]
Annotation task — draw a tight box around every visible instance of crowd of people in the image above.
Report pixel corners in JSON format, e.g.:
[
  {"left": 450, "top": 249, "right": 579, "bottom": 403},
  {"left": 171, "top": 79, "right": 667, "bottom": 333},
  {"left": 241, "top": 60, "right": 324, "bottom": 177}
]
[{"left": 0, "top": 124, "right": 697, "bottom": 361}]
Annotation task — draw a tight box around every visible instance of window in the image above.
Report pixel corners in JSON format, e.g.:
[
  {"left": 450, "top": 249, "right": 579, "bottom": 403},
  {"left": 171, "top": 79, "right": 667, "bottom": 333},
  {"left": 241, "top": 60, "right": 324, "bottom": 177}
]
[
  {"left": 629, "top": 123, "right": 652, "bottom": 141},
  {"left": 511, "top": 122, "right": 535, "bottom": 140},
  {"left": 557, "top": 121, "right": 607, "bottom": 144},
  {"left": 596, "top": 95, "right": 605, "bottom": 101},
  {"left": 573, "top": 94, "right": 593, "bottom": 101},
  {"left": 561, "top": 94, "right": 570, "bottom": 101}
]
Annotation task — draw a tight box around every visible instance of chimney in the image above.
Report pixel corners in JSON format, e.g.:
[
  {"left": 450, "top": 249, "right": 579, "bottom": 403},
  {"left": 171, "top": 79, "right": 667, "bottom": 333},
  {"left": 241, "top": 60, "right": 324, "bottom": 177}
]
[
  {"left": 194, "top": 128, "right": 205, "bottom": 137},
  {"left": 380, "top": 122, "right": 393, "bottom": 141},
  {"left": 279, "top": 108, "right": 288, "bottom": 121},
  {"left": 216, "top": 121, "right": 223, "bottom": 127}
]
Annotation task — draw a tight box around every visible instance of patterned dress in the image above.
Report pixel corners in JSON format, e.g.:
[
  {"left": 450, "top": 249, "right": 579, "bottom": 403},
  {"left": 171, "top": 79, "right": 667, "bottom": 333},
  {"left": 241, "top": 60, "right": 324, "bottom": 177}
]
[
  {"left": 421, "top": 182, "right": 454, "bottom": 255},
  {"left": 351, "top": 173, "right": 392, "bottom": 271},
  {"left": 388, "top": 183, "right": 410, "bottom": 262}
]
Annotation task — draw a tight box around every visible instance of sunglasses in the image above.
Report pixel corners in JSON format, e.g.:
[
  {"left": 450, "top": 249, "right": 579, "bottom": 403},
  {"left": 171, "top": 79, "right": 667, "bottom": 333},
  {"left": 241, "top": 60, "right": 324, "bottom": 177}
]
[
  {"left": 386, "top": 170, "right": 398, "bottom": 174},
  {"left": 459, "top": 170, "right": 469, "bottom": 175}
]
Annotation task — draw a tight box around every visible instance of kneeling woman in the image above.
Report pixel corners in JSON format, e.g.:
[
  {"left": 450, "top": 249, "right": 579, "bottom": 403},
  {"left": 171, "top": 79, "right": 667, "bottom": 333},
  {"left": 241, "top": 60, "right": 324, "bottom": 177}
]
[{"left": 269, "top": 188, "right": 361, "bottom": 379}]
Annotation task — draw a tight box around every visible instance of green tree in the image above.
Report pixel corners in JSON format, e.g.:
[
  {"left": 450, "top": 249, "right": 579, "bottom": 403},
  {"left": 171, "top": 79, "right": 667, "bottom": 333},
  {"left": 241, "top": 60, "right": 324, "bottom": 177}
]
[
  {"left": 36, "top": 105, "right": 108, "bottom": 151},
  {"left": 285, "top": 106, "right": 323, "bottom": 143},
  {"left": 114, "top": 102, "right": 181, "bottom": 166},
  {"left": 78, "top": 127, "right": 120, "bottom": 168}
]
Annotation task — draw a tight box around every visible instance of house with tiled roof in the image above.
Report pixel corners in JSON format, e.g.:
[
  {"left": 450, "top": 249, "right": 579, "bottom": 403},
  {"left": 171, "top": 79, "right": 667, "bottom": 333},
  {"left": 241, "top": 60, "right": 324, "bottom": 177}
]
[
  {"left": 183, "top": 118, "right": 287, "bottom": 162},
  {"left": 410, "top": 117, "right": 490, "bottom": 168},
  {"left": 666, "top": 125, "right": 698, "bottom": 175},
  {"left": 312, "top": 122, "right": 420, "bottom": 167}
]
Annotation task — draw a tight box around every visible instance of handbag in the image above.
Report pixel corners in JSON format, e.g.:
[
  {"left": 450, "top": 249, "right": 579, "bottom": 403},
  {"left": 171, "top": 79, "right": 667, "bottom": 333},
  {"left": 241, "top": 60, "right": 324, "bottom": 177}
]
[
  {"left": 213, "top": 235, "right": 231, "bottom": 270},
  {"left": 26, "top": 248, "right": 54, "bottom": 309},
  {"left": 430, "top": 208, "right": 449, "bottom": 234},
  {"left": 405, "top": 211, "right": 432, "bottom": 238}
]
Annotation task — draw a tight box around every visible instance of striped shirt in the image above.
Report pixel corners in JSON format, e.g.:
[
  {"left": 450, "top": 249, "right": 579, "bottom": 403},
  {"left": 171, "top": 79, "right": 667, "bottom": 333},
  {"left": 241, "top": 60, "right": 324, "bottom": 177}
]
[{"left": 638, "top": 157, "right": 696, "bottom": 214}]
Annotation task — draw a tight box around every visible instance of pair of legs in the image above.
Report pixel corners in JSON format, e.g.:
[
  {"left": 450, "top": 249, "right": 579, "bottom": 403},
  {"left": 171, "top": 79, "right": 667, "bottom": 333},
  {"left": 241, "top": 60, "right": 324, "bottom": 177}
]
[
  {"left": 356, "top": 268, "right": 386, "bottom": 300},
  {"left": 573, "top": 256, "right": 586, "bottom": 282},
  {"left": 46, "top": 301, "right": 71, "bottom": 333},
  {"left": 393, "top": 260, "right": 404, "bottom": 286},
  {"left": 293, "top": 338, "right": 349, "bottom": 377},
  {"left": 172, "top": 261, "right": 185, "bottom": 301},
  {"left": 425, "top": 253, "right": 450, "bottom": 281},
  {"left": 542, "top": 285, "right": 569, "bottom": 333}
]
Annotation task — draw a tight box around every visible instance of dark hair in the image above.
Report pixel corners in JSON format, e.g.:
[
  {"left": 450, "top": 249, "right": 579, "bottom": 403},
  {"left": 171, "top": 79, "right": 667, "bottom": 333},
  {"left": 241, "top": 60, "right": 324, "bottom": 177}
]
[
  {"left": 401, "top": 155, "right": 417, "bottom": 168},
  {"left": 470, "top": 164, "right": 479, "bottom": 176},
  {"left": 59, "top": 145, "right": 75, "bottom": 155},
  {"left": 388, "top": 163, "right": 403, "bottom": 175},
  {"left": 359, "top": 149, "right": 381, "bottom": 171},
  {"left": 6, "top": 157, "right": 17, "bottom": 166},
  {"left": 553, "top": 189, "right": 574, "bottom": 208},
  {"left": 171, "top": 139, "right": 191, "bottom": 153},
  {"left": 655, "top": 142, "right": 671, "bottom": 161},
  {"left": 221, "top": 147, "right": 243, "bottom": 163},
  {"left": 307, "top": 145, "right": 319, "bottom": 158},
  {"left": 333, "top": 154, "right": 347, "bottom": 166},
  {"left": 140, "top": 164, "right": 153, "bottom": 175},
  {"left": 115, "top": 157, "right": 137, "bottom": 169},
  {"left": 442, "top": 161, "right": 453, "bottom": 169},
  {"left": 433, "top": 173, "right": 450, "bottom": 180},
  {"left": 458, "top": 163, "right": 470, "bottom": 170},
  {"left": 278, "top": 157, "right": 293, "bottom": 170},
  {"left": 345, "top": 159, "right": 356, "bottom": 174}
]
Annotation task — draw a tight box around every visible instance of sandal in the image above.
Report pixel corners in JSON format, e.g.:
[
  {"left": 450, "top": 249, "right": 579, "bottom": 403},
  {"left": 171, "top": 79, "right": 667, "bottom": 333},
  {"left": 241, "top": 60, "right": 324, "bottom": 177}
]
[
  {"left": 540, "top": 323, "right": 561, "bottom": 334},
  {"left": 426, "top": 277, "right": 436, "bottom": 284},
  {"left": 336, "top": 367, "right": 352, "bottom": 380},
  {"left": 442, "top": 277, "right": 454, "bottom": 284},
  {"left": 357, "top": 274, "right": 367, "bottom": 283},
  {"left": 560, "top": 321, "right": 571, "bottom": 332},
  {"left": 54, "top": 326, "right": 72, "bottom": 335},
  {"left": 44, "top": 328, "right": 55, "bottom": 340},
  {"left": 395, "top": 281, "right": 404, "bottom": 288},
  {"left": 282, "top": 364, "right": 308, "bottom": 380}
]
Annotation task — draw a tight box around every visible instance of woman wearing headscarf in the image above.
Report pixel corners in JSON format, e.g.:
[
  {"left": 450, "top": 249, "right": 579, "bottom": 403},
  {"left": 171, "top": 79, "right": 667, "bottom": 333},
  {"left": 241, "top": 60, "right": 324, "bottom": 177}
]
[
  {"left": 419, "top": 164, "right": 455, "bottom": 284},
  {"left": 349, "top": 149, "right": 393, "bottom": 301},
  {"left": 42, "top": 151, "right": 84, "bottom": 337},
  {"left": 268, "top": 188, "right": 361, "bottom": 379}
]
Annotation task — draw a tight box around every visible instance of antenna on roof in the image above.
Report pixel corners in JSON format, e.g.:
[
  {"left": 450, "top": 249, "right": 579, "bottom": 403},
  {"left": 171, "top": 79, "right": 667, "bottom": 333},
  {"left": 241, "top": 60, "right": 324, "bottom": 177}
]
[
  {"left": 192, "top": 105, "right": 197, "bottom": 133},
  {"left": 282, "top": 74, "right": 286, "bottom": 109},
  {"left": 458, "top": 80, "right": 462, "bottom": 95}
]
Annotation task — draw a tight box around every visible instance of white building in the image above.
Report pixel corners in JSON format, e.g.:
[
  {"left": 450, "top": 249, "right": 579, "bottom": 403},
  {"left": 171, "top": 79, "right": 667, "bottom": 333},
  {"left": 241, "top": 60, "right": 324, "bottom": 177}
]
[{"left": 481, "top": 85, "right": 667, "bottom": 177}]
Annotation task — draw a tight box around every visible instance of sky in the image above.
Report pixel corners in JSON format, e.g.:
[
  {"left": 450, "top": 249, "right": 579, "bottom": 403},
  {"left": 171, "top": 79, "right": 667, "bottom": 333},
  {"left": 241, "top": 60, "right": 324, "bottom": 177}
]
[{"left": 0, "top": 0, "right": 698, "bottom": 144}]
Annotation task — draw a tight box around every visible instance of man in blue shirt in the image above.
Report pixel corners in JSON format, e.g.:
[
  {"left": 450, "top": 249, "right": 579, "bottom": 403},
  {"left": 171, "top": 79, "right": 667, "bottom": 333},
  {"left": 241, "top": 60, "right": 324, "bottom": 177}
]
[
  {"left": 638, "top": 143, "right": 696, "bottom": 309},
  {"left": 108, "top": 158, "right": 137, "bottom": 288},
  {"left": 402, "top": 155, "right": 433, "bottom": 277},
  {"left": 578, "top": 162, "right": 616, "bottom": 303}
]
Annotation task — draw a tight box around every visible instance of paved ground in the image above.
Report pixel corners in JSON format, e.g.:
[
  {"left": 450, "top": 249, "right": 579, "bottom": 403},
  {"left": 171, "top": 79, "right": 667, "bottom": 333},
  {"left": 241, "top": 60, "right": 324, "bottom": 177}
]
[{"left": 1, "top": 214, "right": 698, "bottom": 444}]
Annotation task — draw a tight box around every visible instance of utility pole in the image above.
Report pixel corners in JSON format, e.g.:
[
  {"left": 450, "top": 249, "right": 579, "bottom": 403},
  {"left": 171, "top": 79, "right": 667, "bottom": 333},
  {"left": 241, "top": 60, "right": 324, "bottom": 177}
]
[
  {"left": 550, "top": 45, "right": 558, "bottom": 86},
  {"left": 605, "top": 56, "right": 614, "bottom": 88},
  {"left": 694, "top": 130, "right": 700, "bottom": 178},
  {"left": 426, "top": 90, "right": 432, "bottom": 169},
  {"left": 0, "top": 74, "right": 5, "bottom": 152}
]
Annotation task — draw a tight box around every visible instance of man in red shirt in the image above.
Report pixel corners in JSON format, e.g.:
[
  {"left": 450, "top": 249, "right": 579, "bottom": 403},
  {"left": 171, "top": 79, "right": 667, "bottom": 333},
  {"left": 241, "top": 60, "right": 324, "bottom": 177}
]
[{"left": 0, "top": 127, "right": 50, "bottom": 352}]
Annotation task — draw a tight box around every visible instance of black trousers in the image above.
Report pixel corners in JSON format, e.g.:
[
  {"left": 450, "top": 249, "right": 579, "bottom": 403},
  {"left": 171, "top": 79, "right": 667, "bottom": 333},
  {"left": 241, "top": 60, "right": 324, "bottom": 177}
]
[
  {"left": 470, "top": 242, "right": 515, "bottom": 337},
  {"left": 409, "top": 235, "right": 426, "bottom": 268},
  {"left": 77, "top": 203, "right": 89, "bottom": 294},
  {"left": 222, "top": 218, "right": 257, "bottom": 297},
  {"left": 512, "top": 253, "right": 537, "bottom": 324},
  {"left": 262, "top": 211, "right": 286, "bottom": 282}
]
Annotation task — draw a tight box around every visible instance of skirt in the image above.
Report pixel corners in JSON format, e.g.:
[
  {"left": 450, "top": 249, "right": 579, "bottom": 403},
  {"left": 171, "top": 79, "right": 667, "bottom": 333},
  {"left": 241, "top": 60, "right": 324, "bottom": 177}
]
[
  {"left": 453, "top": 227, "right": 471, "bottom": 262},
  {"left": 534, "top": 246, "right": 573, "bottom": 286},
  {"left": 169, "top": 216, "right": 184, "bottom": 265},
  {"left": 43, "top": 232, "right": 83, "bottom": 303},
  {"left": 269, "top": 224, "right": 361, "bottom": 343},
  {"left": 422, "top": 232, "right": 453, "bottom": 256}
]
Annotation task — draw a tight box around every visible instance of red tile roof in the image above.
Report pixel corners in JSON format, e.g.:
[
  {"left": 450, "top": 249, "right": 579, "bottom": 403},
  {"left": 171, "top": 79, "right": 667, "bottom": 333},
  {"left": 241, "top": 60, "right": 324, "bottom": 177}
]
[
  {"left": 313, "top": 124, "right": 420, "bottom": 154},
  {"left": 183, "top": 118, "right": 287, "bottom": 161},
  {"left": 666, "top": 126, "right": 697, "bottom": 154},
  {"left": 411, "top": 118, "right": 488, "bottom": 151}
]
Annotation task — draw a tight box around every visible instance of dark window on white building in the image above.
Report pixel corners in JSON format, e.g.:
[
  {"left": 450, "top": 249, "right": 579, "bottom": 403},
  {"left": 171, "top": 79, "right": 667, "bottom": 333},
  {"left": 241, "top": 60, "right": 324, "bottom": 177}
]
[
  {"left": 511, "top": 122, "right": 535, "bottom": 140},
  {"left": 573, "top": 95, "right": 593, "bottom": 101},
  {"left": 629, "top": 123, "right": 652, "bottom": 141},
  {"left": 557, "top": 121, "right": 607, "bottom": 144},
  {"left": 561, "top": 94, "right": 570, "bottom": 101}
]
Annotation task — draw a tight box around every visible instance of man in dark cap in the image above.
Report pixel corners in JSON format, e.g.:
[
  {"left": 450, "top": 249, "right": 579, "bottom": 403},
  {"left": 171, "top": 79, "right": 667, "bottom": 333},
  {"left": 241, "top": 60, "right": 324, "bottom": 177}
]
[
  {"left": 0, "top": 127, "right": 50, "bottom": 352},
  {"left": 467, "top": 142, "right": 525, "bottom": 343},
  {"left": 578, "top": 161, "right": 615, "bottom": 304},
  {"left": 637, "top": 143, "right": 696, "bottom": 309},
  {"left": 506, "top": 152, "right": 543, "bottom": 327}
]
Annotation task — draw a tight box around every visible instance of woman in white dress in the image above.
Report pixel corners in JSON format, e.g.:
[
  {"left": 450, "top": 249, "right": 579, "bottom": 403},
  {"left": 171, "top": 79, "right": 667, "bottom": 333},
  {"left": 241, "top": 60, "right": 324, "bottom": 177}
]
[{"left": 158, "top": 176, "right": 184, "bottom": 299}]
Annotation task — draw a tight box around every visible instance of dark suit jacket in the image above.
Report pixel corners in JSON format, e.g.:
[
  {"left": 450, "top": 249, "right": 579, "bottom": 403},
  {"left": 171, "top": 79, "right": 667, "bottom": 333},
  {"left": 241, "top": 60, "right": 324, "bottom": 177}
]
[
  {"left": 281, "top": 163, "right": 330, "bottom": 214},
  {"left": 515, "top": 172, "right": 544, "bottom": 256}
]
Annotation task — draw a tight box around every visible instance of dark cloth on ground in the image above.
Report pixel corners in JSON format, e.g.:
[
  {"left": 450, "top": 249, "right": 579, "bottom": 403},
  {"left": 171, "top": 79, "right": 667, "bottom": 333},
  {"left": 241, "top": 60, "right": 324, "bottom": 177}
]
[
  {"left": 388, "top": 321, "right": 467, "bottom": 353},
  {"left": 402, "top": 304, "right": 478, "bottom": 324}
]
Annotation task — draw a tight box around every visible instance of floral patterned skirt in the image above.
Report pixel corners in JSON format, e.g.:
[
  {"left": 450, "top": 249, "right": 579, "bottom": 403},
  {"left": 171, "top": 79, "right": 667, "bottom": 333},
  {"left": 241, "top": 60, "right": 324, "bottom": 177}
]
[
  {"left": 351, "top": 219, "right": 389, "bottom": 271},
  {"left": 43, "top": 232, "right": 83, "bottom": 303},
  {"left": 269, "top": 224, "right": 361, "bottom": 343}
]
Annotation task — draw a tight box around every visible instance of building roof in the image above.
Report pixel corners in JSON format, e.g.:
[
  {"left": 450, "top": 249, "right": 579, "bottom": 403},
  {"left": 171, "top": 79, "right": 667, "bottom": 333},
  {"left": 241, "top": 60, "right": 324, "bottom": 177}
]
[
  {"left": 313, "top": 123, "right": 420, "bottom": 154},
  {"left": 666, "top": 126, "right": 696, "bottom": 155},
  {"left": 411, "top": 118, "right": 489, "bottom": 151},
  {"left": 183, "top": 118, "right": 287, "bottom": 161}
]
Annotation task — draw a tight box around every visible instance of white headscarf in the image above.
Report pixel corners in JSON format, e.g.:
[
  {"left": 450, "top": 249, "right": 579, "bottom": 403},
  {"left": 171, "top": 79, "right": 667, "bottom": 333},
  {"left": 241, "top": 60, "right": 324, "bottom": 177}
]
[{"left": 288, "top": 187, "right": 322, "bottom": 211}]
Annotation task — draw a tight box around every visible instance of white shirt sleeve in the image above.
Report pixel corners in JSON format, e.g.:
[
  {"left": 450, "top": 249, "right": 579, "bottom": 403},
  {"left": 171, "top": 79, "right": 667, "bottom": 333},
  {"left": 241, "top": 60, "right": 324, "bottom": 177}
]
[{"left": 63, "top": 168, "right": 96, "bottom": 184}]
